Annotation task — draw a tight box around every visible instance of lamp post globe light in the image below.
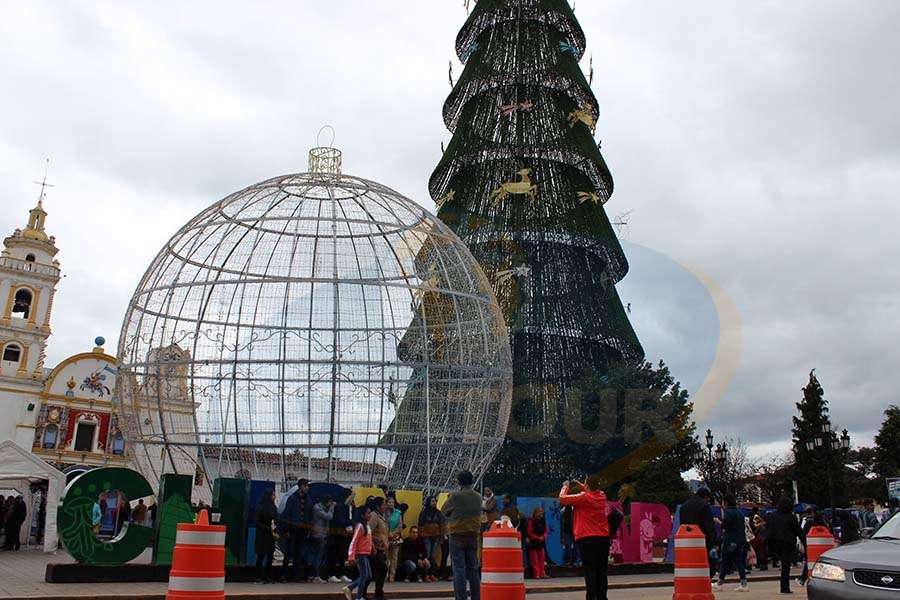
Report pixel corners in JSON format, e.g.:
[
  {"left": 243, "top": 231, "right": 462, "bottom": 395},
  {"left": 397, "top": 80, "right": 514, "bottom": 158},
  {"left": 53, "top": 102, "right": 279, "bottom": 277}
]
[
  {"left": 693, "top": 428, "right": 730, "bottom": 497},
  {"left": 799, "top": 423, "right": 850, "bottom": 524}
]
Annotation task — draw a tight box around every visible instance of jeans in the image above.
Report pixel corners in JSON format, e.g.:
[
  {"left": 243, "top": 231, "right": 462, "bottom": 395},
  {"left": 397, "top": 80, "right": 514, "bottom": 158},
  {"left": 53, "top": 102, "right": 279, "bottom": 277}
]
[
  {"left": 577, "top": 536, "right": 610, "bottom": 600},
  {"left": 347, "top": 555, "right": 371, "bottom": 600},
  {"left": 363, "top": 549, "right": 387, "bottom": 600},
  {"left": 562, "top": 532, "right": 580, "bottom": 565},
  {"left": 402, "top": 559, "right": 424, "bottom": 580},
  {"left": 450, "top": 535, "right": 480, "bottom": 600},
  {"left": 717, "top": 543, "right": 747, "bottom": 584},
  {"left": 310, "top": 536, "right": 327, "bottom": 579},
  {"left": 423, "top": 536, "right": 440, "bottom": 575}
]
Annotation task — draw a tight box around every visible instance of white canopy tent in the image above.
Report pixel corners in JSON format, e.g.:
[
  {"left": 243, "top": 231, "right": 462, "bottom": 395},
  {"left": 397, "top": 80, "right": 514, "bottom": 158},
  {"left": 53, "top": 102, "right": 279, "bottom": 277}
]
[{"left": 0, "top": 439, "right": 65, "bottom": 552}]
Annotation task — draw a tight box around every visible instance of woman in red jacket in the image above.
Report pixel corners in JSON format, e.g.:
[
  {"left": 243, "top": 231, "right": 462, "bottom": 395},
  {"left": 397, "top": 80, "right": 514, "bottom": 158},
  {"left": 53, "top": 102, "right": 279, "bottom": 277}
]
[
  {"left": 526, "top": 506, "right": 550, "bottom": 578},
  {"left": 559, "top": 476, "right": 610, "bottom": 600}
]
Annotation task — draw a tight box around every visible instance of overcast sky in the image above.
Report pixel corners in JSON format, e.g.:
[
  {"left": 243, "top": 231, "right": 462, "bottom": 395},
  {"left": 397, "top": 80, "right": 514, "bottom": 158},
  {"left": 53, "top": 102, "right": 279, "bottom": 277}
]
[{"left": 2, "top": 0, "right": 898, "bottom": 461}]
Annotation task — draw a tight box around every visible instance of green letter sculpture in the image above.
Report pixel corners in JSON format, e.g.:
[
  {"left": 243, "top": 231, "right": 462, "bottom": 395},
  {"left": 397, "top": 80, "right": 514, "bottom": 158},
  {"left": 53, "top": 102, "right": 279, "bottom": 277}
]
[{"left": 57, "top": 467, "right": 155, "bottom": 565}]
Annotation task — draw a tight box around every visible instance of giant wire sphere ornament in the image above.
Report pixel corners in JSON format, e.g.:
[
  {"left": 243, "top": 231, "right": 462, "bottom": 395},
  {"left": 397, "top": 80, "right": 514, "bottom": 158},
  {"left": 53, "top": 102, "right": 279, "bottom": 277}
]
[{"left": 117, "top": 144, "right": 513, "bottom": 496}]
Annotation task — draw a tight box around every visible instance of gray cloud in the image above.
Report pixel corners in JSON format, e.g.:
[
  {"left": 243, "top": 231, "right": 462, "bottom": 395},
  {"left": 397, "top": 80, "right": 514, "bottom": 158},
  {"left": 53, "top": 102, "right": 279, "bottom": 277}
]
[{"left": 1, "top": 0, "right": 896, "bottom": 459}]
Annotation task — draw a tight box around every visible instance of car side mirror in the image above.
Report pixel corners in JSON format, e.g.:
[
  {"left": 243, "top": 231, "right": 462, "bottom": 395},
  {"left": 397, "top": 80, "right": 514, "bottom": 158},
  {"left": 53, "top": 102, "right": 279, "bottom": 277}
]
[{"left": 860, "top": 527, "right": 875, "bottom": 539}]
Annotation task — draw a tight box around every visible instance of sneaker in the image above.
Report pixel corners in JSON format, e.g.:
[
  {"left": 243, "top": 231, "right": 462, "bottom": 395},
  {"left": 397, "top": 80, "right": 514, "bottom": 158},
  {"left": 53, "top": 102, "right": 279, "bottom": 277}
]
[
  {"left": 341, "top": 586, "right": 353, "bottom": 600},
  {"left": 797, "top": 577, "right": 807, "bottom": 587},
  {"left": 329, "top": 576, "right": 342, "bottom": 583},
  {"left": 711, "top": 581, "right": 722, "bottom": 591},
  {"left": 254, "top": 579, "right": 265, "bottom": 585},
  {"left": 340, "top": 576, "right": 353, "bottom": 583},
  {"left": 735, "top": 583, "right": 749, "bottom": 592}
]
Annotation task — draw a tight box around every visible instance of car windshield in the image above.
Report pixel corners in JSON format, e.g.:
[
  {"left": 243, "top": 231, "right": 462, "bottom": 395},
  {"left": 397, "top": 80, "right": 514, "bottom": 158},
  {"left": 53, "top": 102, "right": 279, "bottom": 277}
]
[{"left": 873, "top": 511, "right": 900, "bottom": 538}]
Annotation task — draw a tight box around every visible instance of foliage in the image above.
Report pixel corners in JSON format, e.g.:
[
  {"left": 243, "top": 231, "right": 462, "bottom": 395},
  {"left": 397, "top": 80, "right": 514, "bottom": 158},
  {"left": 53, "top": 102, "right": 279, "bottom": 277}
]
[
  {"left": 845, "top": 446, "right": 885, "bottom": 502},
  {"left": 695, "top": 437, "right": 755, "bottom": 501},
  {"left": 746, "top": 454, "right": 794, "bottom": 506},
  {"left": 486, "top": 359, "right": 697, "bottom": 499},
  {"left": 790, "top": 370, "right": 848, "bottom": 507},
  {"left": 874, "top": 405, "right": 900, "bottom": 491}
]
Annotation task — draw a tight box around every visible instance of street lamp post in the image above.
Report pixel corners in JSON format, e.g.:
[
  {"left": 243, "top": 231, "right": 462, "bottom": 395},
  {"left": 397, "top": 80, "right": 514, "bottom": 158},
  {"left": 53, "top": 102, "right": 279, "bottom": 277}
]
[
  {"left": 802, "top": 425, "right": 850, "bottom": 527},
  {"left": 694, "top": 428, "right": 730, "bottom": 498}
]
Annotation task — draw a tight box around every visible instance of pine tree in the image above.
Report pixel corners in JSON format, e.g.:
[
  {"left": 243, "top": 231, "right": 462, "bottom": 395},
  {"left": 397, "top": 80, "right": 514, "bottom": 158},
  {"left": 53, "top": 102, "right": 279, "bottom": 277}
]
[
  {"left": 791, "top": 370, "right": 848, "bottom": 508},
  {"left": 431, "top": 0, "right": 647, "bottom": 487},
  {"left": 874, "top": 405, "right": 900, "bottom": 486}
]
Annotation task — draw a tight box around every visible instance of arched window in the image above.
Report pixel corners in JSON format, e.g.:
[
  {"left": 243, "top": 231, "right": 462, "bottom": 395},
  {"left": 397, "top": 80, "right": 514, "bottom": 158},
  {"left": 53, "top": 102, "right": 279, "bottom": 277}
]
[
  {"left": 12, "top": 288, "right": 33, "bottom": 319},
  {"left": 2, "top": 343, "right": 21, "bottom": 363},
  {"left": 25, "top": 254, "right": 36, "bottom": 262},
  {"left": 111, "top": 433, "right": 125, "bottom": 455},
  {"left": 42, "top": 424, "right": 58, "bottom": 449},
  {"left": 73, "top": 416, "right": 98, "bottom": 453}
]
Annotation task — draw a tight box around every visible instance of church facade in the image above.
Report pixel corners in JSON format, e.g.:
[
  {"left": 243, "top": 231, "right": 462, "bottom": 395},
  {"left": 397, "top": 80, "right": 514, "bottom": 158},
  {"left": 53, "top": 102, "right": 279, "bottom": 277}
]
[{"left": 1, "top": 199, "right": 128, "bottom": 480}]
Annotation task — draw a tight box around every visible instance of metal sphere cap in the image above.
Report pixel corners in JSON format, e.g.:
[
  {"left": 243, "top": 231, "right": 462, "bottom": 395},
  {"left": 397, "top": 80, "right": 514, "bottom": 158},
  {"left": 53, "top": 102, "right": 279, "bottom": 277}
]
[{"left": 116, "top": 152, "right": 513, "bottom": 494}]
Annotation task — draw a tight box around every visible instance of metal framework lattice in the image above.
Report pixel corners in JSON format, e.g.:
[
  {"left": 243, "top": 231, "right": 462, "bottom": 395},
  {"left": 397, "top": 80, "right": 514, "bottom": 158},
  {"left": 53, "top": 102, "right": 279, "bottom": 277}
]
[
  {"left": 117, "top": 152, "right": 513, "bottom": 494},
  {"left": 431, "top": 0, "right": 644, "bottom": 480}
]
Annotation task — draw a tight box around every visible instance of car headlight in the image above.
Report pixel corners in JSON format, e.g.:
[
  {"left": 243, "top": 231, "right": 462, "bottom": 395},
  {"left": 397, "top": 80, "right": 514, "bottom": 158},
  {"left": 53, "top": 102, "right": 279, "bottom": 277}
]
[{"left": 811, "top": 562, "right": 846, "bottom": 582}]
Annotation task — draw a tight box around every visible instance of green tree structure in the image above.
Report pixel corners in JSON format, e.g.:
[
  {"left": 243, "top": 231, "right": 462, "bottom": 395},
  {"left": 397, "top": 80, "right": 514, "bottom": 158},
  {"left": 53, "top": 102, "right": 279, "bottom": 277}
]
[
  {"left": 431, "top": 0, "right": 660, "bottom": 492},
  {"left": 791, "top": 370, "right": 848, "bottom": 508},
  {"left": 874, "top": 405, "right": 900, "bottom": 492}
]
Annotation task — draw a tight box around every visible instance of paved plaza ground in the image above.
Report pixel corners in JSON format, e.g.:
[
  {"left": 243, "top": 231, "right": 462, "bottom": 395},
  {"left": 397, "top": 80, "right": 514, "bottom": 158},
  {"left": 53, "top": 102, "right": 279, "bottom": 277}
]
[{"left": 0, "top": 550, "right": 804, "bottom": 600}]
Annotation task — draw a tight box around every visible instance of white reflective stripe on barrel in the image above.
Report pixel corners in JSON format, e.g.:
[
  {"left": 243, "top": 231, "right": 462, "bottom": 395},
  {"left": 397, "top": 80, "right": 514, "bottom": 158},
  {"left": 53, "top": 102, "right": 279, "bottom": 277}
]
[
  {"left": 674, "top": 538, "right": 706, "bottom": 548},
  {"left": 482, "top": 571, "right": 525, "bottom": 584},
  {"left": 175, "top": 530, "right": 226, "bottom": 546},
  {"left": 674, "top": 568, "right": 710, "bottom": 578},
  {"left": 167, "top": 576, "right": 225, "bottom": 592},
  {"left": 807, "top": 539, "right": 833, "bottom": 546},
  {"left": 483, "top": 537, "right": 521, "bottom": 549}
]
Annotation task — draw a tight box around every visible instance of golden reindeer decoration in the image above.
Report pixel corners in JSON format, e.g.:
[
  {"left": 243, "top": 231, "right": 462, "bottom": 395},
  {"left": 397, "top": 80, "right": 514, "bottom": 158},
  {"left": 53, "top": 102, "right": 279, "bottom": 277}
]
[
  {"left": 436, "top": 189, "right": 455, "bottom": 208},
  {"left": 568, "top": 108, "right": 596, "bottom": 133},
  {"left": 577, "top": 191, "right": 600, "bottom": 205},
  {"left": 490, "top": 168, "right": 538, "bottom": 204}
]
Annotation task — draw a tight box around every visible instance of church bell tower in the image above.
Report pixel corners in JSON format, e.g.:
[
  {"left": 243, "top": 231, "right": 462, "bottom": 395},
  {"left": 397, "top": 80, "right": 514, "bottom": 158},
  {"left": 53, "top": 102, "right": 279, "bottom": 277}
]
[{"left": 0, "top": 188, "right": 61, "bottom": 448}]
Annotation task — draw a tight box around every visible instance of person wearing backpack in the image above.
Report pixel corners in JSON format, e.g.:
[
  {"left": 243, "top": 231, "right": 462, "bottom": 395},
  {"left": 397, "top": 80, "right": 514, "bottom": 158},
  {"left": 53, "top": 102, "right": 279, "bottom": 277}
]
[{"left": 559, "top": 476, "right": 610, "bottom": 600}]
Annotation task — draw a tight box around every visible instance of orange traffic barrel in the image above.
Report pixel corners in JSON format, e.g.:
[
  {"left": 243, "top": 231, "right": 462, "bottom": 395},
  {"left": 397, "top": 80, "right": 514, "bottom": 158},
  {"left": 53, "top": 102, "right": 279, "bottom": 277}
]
[
  {"left": 481, "top": 517, "right": 525, "bottom": 600},
  {"left": 806, "top": 525, "right": 834, "bottom": 571},
  {"left": 672, "top": 524, "right": 714, "bottom": 600},
  {"left": 166, "top": 510, "right": 226, "bottom": 600}
]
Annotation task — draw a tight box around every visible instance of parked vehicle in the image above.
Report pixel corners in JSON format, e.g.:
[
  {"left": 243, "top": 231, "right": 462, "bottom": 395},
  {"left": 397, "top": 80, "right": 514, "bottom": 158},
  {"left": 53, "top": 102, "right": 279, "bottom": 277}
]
[{"left": 808, "top": 510, "right": 900, "bottom": 599}]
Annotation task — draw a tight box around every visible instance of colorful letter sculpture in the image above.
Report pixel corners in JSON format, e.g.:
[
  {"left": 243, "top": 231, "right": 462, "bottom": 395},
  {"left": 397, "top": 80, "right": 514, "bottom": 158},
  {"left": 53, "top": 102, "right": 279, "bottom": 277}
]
[
  {"left": 154, "top": 473, "right": 196, "bottom": 565},
  {"left": 212, "top": 477, "right": 249, "bottom": 565},
  {"left": 57, "top": 467, "right": 155, "bottom": 565}
]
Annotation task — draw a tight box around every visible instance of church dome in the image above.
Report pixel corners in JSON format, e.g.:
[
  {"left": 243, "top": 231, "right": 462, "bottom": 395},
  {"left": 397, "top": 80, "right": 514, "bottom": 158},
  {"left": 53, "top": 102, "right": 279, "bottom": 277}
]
[{"left": 117, "top": 149, "right": 513, "bottom": 492}]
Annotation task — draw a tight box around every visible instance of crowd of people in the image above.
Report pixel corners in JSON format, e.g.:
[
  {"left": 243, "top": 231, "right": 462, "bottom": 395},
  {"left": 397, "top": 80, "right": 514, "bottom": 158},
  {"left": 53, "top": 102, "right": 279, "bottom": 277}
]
[
  {"left": 679, "top": 488, "right": 900, "bottom": 595},
  {"left": 249, "top": 472, "right": 616, "bottom": 600},
  {"left": 0, "top": 494, "right": 28, "bottom": 550}
]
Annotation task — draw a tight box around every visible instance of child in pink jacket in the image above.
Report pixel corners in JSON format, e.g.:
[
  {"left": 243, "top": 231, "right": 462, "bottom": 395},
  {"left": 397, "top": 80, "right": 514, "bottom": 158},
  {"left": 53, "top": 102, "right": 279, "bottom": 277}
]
[{"left": 342, "top": 506, "right": 373, "bottom": 600}]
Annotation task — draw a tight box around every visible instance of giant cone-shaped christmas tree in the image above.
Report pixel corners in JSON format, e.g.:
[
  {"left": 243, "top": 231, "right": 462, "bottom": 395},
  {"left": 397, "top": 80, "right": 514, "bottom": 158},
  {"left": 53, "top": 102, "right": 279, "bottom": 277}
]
[{"left": 430, "top": 0, "right": 644, "bottom": 486}]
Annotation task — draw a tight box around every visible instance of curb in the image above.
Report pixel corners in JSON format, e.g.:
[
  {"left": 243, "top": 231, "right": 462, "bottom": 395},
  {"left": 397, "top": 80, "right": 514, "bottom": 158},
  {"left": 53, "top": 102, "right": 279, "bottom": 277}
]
[{"left": 3, "top": 572, "right": 792, "bottom": 600}]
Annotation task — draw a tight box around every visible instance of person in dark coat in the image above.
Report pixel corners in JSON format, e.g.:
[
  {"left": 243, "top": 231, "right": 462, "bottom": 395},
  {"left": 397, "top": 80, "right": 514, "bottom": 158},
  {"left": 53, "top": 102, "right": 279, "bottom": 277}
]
[
  {"left": 797, "top": 509, "right": 826, "bottom": 585},
  {"left": 326, "top": 493, "right": 354, "bottom": 583},
  {"left": 254, "top": 489, "right": 279, "bottom": 583},
  {"left": 838, "top": 510, "right": 860, "bottom": 544},
  {"left": 418, "top": 495, "right": 447, "bottom": 582},
  {"left": 679, "top": 488, "right": 717, "bottom": 575},
  {"left": 280, "top": 478, "right": 312, "bottom": 581},
  {"left": 767, "top": 497, "right": 805, "bottom": 594}
]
